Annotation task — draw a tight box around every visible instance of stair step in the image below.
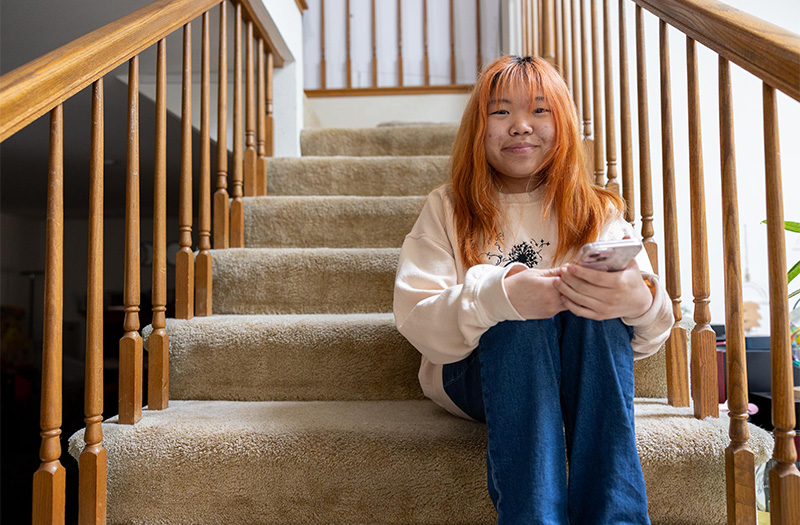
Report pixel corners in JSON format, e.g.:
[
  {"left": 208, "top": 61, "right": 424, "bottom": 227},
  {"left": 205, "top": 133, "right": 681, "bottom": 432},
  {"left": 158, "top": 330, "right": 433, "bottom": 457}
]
[
  {"left": 266, "top": 156, "right": 449, "bottom": 196},
  {"left": 243, "top": 196, "right": 424, "bottom": 248},
  {"left": 300, "top": 125, "right": 458, "bottom": 156},
  {"left": 211, "top": 247, "right": 398, "bottom": 314},
  {"left": 68, "top": 399, "right": 774, "bottom": 525},
  {"left": 142, "top": 314, "right": 422, "bottom": 402}
]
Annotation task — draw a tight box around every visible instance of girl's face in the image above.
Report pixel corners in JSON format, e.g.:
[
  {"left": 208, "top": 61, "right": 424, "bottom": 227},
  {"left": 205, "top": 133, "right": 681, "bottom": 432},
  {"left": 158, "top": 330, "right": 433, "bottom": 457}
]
[{"left": 484, "top": 88, "right": 556, "bottom": 193}]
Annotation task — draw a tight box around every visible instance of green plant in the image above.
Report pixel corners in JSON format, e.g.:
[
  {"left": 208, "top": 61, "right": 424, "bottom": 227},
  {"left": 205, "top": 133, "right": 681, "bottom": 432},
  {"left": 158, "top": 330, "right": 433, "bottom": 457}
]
[{"left": 762, "top": 220, "right": 800, "bottom": 299}]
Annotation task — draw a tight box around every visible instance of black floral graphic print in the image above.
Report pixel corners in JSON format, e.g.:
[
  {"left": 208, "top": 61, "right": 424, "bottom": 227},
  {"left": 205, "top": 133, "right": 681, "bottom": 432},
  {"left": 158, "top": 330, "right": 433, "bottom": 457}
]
[{"left": 485, "top": 234, "right": 551, "bottom": 268}]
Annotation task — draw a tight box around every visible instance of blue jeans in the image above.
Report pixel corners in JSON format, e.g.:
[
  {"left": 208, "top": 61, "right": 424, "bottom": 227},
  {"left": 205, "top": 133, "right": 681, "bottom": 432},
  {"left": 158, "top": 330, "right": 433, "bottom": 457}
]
[{"left": 442, "top": 313, "right": 650, "bottom": 525}]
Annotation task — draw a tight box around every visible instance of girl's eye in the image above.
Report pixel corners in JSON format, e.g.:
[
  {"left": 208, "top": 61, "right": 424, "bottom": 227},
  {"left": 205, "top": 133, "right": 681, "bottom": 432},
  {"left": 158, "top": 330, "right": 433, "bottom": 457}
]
[
  {"left": 490, "top": 109, "right": 509, "bottom": 115},
  {"left": 533, "top": 107, "right": 551, "bottom": 114}
]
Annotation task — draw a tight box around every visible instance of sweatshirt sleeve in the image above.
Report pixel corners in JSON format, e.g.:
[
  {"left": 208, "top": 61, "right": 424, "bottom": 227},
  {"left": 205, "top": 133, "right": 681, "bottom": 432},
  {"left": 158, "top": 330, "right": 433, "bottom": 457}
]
[
  {"left": 608, "top": 218, "right": 674, "bottom": 360},
  {"left": 393, "top": 193, "right": 525, "bottom": 365}
]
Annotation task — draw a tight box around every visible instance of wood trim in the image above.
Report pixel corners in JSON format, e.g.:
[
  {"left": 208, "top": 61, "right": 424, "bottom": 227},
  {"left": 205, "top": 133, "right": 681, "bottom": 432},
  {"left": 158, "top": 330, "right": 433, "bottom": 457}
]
[
  {"left": 305, "top": 84, "right": 473, "bottom": 97},
  {"left": 632, "top": 0, "right": 800, "bottom": 102},
  {"left": 237, "top": 0, "right": 287, "bottom": 68},
  {"left": 295, "top": 0, "right": 309, "bottom": 12}
]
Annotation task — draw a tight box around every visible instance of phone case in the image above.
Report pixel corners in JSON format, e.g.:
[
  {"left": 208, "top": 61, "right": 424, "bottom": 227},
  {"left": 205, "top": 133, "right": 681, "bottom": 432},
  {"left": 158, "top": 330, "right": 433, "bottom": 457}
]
[{"left": 573, "top": 239, "right": 643, "bottom": 272}]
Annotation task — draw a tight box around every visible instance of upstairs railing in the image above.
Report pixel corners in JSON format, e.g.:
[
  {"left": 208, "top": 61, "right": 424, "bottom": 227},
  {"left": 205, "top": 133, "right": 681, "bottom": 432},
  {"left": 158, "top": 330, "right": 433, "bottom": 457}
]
[
  {"left": 0, "top": 0, "right": 289, "bottom": 521},
  {"left": 523, "top": 0, "right": 799, "bottom": 522}
]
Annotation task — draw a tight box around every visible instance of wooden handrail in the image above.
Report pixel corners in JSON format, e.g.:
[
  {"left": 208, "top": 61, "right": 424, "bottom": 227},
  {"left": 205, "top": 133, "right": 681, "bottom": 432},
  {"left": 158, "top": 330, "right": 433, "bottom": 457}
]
[
  {"left": 632, "top": 0, "right": 800, "bottom": 102},
  {"left": 0, "top": 0, "right": 286, "bottom": 143}
]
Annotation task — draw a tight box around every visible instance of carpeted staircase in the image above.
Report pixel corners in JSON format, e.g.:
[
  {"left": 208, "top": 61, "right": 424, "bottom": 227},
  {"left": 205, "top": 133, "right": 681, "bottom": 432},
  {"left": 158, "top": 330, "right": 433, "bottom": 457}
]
[{"left": 70, "top": 124, "right": 773, "bottom": 524}]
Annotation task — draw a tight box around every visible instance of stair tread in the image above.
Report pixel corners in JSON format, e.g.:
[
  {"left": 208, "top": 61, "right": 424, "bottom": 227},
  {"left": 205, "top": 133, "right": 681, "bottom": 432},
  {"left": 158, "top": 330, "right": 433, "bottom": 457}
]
[{"left": 68, "top": 399, "right": 773, "bottom": 524}]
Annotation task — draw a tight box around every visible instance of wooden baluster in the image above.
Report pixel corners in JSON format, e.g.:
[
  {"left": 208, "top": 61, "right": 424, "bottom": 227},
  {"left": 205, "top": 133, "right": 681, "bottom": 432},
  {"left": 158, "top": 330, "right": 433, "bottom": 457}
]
[
  {"left": 197, "top": 13, "right": 213, "bottom": 317},
  {"left": 659, "top": 20, "right": 689, "bottom": 407},
  {"left": 571, "top": 0, "right": 581, "bottom": 127},
  {"left": 215, "top": 1, "right": 230, "bottom": 250},
  {"left": 372, "top": 0, "right": 378, "bottom": 87},
  {"left": 119, "top": 56, "right": 143, "bottom": 424},
  {"left": 79, "top": 79, "right": 106, "bottom": 525},
  {"left": 423, "top": 0, "right": 429, "bottom": 86},
  {"left": 346, "top": 0, "right": 352, "bottom": 88},
  {"left": 533, "top": 0, "right": 540, "bottom": 57},
  {"left": 602, "top": 0, "right": 617, "bottom": 194},
  {"left": 320, "top": 0, "right": 326, "bottom": 89},
  {"left": 635, "top": 6, "right": 656, "bottom": 270},
  {"left": 718, "top": 56, "right": 756, "bottom": 524},
  {"left": 580, "top": 0, "right": 591, "bottom": 138},
  {"left": 555, "top": 0, "right": 562, "bottom": 71},
  {"left": 176, "top": 23, "right": 195, "bottom": 320},
  {"left": 687, "top": 37, "right": 717, "bottom": 419},
  {"left": 257, "top": 39, "right": 267, "bottom": 196},
  {"left": 244, "top": 20, "right": 256, "bottom": 197},
  {"left": 266, "top": 51, "right": 274, "bottom": 158},
  {"left": 542, "top": 0, "right": 556, "bottom": 65},
  {"left": 590, "top": 0, "right": 603, "bottom": 185},
  {"left": 149, "top": 39, "right": 169, "bottom": 411},
  {"left": 618, "top": 0, "right": 632, "bottom": 221},
  {"left": 561, "top": 0, "right": 570, "bottom": 89},
  {"left": 475, "top": 0, "right": 482, "bottom": 74},
  {"left": 449, "top": 0, "right": 456, "bottom": 84},
  {"left": 522, "top": 0, "right": 529, "bottom": 56},
  {"left": 764, "top": 83, "right": 800, "bottom": 524},
  {"left": 231, "top": 3, "right": 245, "bottom": 247},
  {"left": 397, "top": 0, "right": 403, "bottom": 86},
  {"left": 33, "top": 104, "right": 66, "bottom": 525}
]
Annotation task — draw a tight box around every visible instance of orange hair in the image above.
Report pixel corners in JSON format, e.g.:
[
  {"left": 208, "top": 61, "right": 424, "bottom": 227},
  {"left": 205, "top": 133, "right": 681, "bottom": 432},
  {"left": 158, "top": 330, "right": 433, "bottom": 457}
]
[{"left": 450, "top": 55, "right": 623, "bottom": 267}]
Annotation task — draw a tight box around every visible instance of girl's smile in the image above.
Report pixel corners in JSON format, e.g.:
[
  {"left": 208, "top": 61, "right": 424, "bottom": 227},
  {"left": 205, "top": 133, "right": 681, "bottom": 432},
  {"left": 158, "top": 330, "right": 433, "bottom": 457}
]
[{"left": 484, "top": 91, "right": 555, "bottom": 193}]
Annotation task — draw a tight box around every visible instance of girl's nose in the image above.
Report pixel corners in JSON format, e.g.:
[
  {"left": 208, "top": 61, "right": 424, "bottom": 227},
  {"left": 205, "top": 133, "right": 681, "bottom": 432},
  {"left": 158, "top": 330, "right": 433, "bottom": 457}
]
[{"left": 511, "top": 120, "right": 533, "bottom": 135}]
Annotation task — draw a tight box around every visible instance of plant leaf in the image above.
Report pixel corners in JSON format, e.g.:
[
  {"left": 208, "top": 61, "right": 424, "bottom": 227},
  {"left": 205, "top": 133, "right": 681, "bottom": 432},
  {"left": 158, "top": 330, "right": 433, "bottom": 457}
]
[
  {"left": 790, "top": 288, "right": 799, "bottom": 299},
  {"left": 790, "top": 259, "right": 800, "bottom": 285},
  {"left": 761, "top": 220, "right": 800, "bottom": 233}
]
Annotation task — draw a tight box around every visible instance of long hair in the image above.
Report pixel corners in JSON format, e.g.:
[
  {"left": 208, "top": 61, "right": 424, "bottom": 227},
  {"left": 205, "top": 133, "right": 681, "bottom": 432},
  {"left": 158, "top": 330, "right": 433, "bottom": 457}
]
[{"left": 450, "top": 55, "right": 623, "bottom": 267}]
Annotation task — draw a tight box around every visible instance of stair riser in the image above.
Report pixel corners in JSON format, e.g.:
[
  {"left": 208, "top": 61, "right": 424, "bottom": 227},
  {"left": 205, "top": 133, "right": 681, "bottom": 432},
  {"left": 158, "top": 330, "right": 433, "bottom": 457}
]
[
  {"left": 212, "top": 249, "right": 398, "bottom": 314},
  {"left": 266, "top": 156, "right": 449, "bottom": 196},
  {"left": 157, "top": 316, "right": 423, "bottom": 401},
  {"left": 244, "top": 197, "right": 424, "bottom": 248}
]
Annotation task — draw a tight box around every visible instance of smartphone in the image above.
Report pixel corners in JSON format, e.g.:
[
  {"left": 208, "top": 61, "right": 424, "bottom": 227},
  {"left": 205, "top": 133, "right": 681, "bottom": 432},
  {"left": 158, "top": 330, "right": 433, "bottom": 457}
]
[{"left": 573, "top": 239, "right": 642, "bottom": 272}]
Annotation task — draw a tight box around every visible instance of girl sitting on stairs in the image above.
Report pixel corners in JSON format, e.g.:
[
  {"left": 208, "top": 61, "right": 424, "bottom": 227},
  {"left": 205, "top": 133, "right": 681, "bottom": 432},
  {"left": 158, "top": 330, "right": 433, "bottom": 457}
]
[{"left": 393, "top": 55, "right": 673, "bottom": 524}]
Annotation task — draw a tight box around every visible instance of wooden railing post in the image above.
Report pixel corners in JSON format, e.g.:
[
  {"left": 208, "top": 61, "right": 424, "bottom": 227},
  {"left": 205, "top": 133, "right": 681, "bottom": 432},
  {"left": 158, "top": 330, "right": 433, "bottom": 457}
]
[
  {"left": 449, "top": 0, "right": 456, "bottom": 84},
  {"left": 33, "top": 104, "right": 66, "bottom": 525},
  {"left": 659, "top": 19, "right": 689, "bottom": 407},
  {"left": 590, "top": 0, "right": 604, "bottom": 185},
  {"left": 257, "top": 38, "right": 268, "bottom": 195},
  {"left": 397, "top": 0, "right": 403, "bottom": 86},
  {"left": 149, "top": 39, "right": 169, "bottom": 410},
  {"left": 423, "top": 0, "right": 430, "bottom": 86},
  {"left": 580, "top": 0, "right": 591, "bottom": 138},
  {"left": 320, "top": 0, "right": 327, "bottom": 89},
  {"left": 561, "top": 0, "right": 570, "bottom": 90},
  {"left": 119, "top": 56, "right": 143, "bottom": 425},
  {"left": 763, "top": 83, "right": 800, "bottom": 524},
  {"left": 266, "top": 51, "right": 274, "bottom": 158},
  {"left": 372, "top": 0, "right": 378, "bottom": 87},
  {"left": 476, "top": 0, "right": 482, "bottom": 74},
  {"left": 231, "top": 2, "right": 245, "bottom": 248},
  {"left": 79, "top": 79, "right": 107, "bottom": 525},
  {"left": 346, "top": 0, "right": 352, "bottom": 87},
  {"left": 718, "top": 56, "right": 756, "bottom": 525},
  {"left": 602, "top": 0, "right": 618, "bottom": 195},
  {"left": 214, "top": 1, "right": 230, "bottom": 250},
  {"left": 686, "top": 36, "right": 717, "bottom": 420},
  {"left": 571, "top": 0, "right": 582, "bottom": 130},
  {"left": 244, "top": 19, "right": 257, "bottom": 197},
  {"left": 635, "top": 5, "right": 656, "bottom": 271},
  {"left": 197, "top": 12, "right": 213, "bottom": 317},
  {"left": 176, "top": 23, "right": 195, "bottom": 320},
  {"left": 618, "top": 0, "right": 633, "bottom": 222},
  {"left": 542, "top": 0, "right": 556, "bottom": 65}
]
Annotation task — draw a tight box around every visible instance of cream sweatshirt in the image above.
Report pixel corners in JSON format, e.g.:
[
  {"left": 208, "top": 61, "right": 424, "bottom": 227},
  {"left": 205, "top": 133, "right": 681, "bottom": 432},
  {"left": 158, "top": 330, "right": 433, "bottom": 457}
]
[{"left": 393, "top": 184, "right": 674, "bottom": 420}]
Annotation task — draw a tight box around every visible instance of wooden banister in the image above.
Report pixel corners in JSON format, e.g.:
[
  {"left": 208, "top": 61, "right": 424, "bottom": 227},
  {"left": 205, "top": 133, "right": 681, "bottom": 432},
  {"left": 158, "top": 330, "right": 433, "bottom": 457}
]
[
  {"left": 214, "top": 1, "right": 230, "bottom": 250},
  {"left": 79, "top": 79, "right": 107, "bottom": 524},
  {"left": 718, "top": 55, "right": 756, "bottom": 524},
  {"left": 33, "top": 104, "right": 66, "bottom": 524},
  {"left": 763, "top": 83, "right": 800, "bottom": 523},
  {"left": 149, "top": 39, "right": 169, "bottom": 410},
  {"left": 658, "top": 19, "right": 690, "bottom": 408},
  {"left": 176, "top": 23, "right": 195, "bottom": 320},
  {"left": 632, "top": 0, "right": 800, "bottom": 102},
  {"left": 119, "top": 57, "right": 143, "bottom": 425},
  {"left": 197, "top": 12, "right": 213, "bottom": 317},
  {"left": 686, "top": 36, "right": 718, "bottom": 420},
  {"left": 0, "top": 0, "right": 222, "bottom": 142}
]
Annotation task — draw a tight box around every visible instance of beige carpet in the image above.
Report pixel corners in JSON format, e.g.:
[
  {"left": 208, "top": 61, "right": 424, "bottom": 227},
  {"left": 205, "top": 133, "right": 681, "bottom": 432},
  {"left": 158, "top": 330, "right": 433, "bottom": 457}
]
[{"left": 68, "top": 125, "right": 773, "bottom": 524}]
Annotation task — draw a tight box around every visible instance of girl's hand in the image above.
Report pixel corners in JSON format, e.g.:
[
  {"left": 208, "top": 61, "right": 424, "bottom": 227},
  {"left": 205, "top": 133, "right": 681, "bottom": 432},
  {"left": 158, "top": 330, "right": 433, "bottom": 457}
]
[
  {"left": 504, "top": 266, "right": 568, "bottom": 319},
  {"left": 553, "top": 260, "right": 654, "bottom": 320}
]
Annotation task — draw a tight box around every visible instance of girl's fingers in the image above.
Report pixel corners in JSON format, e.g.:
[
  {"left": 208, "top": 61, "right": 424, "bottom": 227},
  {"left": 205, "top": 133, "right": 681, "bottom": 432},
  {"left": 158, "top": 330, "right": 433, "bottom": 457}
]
[
  {"left": 555, "top": 277, "right": 604, "bottom": 312},
  {"left": 561, "top": 295, "right": 600, "bottom": 320}
]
